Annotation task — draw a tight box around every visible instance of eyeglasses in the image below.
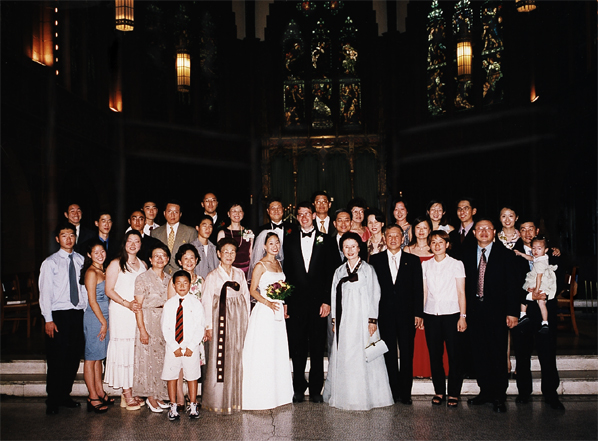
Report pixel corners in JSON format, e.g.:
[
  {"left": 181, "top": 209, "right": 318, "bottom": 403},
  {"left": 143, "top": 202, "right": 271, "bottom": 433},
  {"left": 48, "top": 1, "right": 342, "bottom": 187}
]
[{"left": 457, "top": 206, "right": 471, "bottom": 212}]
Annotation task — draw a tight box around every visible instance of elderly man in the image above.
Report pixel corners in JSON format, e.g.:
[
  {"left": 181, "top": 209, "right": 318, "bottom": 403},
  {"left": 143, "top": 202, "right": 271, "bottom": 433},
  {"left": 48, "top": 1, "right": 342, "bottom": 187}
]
[
  {"left": 462, "top": 219, "right": 519, "bottom": 413},
  {"left": 151, "top": 200, "right": 196, "bottom": 275},
  {"left": 369, "top": 225, "right": 423, "bottom": 405},
  {"left": 201, "top": 192, "right": 224, "bottom": 244}
]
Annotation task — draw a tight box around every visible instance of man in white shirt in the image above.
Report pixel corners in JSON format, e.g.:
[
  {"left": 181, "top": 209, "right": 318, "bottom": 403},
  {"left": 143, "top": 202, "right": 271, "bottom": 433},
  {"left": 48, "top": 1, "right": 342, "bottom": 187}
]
[
  {"left": 39, "top": 222, "right": 87, "bottom": 414},
  {"left": 142, "top": 201, "right": 160, "bottom": 236}
]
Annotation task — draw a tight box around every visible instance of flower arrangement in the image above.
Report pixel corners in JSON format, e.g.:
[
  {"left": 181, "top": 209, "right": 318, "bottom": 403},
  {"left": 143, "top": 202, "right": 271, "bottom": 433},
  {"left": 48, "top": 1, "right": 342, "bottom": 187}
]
[
  {"left": 243, "top": 229, "right": 255, "bottom": 242},
  {"left": 266, "top": 280, "right": 294, "bottom": 301}
]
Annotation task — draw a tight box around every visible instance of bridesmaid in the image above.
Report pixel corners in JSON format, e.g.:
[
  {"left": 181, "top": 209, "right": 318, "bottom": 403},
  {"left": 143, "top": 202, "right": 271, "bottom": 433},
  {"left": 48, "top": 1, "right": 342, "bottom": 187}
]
[
  {"left": 217, "top": 203, "right": 254, "bottom": 279},
  {"left": 201, "top": 238, "right": 250, "bottom": 414},
  {"left": 133, "top": 244, "right": 171, "bottom": 413},
  {"left": 81, "top": 240, "right": 112, "bottom": 413}
]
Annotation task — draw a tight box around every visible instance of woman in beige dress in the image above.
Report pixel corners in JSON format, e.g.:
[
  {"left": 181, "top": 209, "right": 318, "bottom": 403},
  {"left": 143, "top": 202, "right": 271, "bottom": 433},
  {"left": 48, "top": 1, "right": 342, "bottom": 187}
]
[
  {"left": 201, "top": 238, "right": 251, "bottom": 413},
  {"left": 133, "top": 243, "right": 171, "bottom": 413}
]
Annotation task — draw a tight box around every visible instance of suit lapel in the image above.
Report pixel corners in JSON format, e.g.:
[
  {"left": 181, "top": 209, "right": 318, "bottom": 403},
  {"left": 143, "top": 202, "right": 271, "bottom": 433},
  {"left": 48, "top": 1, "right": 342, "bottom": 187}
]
[{"left": 307, "top": 232, "right": 323, "bottom": 274}]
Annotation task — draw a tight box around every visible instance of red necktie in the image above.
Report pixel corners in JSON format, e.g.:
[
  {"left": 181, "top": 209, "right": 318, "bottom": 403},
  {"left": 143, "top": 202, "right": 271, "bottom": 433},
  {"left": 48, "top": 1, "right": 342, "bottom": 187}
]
[
  {"left": 175, "top": 298, "right": 184, "bottom": 344},
  {"left": 477, "top": 248, "right": 487, "bottom": 299}
]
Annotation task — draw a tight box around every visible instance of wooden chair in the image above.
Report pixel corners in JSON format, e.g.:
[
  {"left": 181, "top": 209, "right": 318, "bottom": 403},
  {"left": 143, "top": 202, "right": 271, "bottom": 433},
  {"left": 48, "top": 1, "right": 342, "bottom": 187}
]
[
  {"left": 556, "top": 266, "right": 579, "bottom": 335},
  {"left": 1, "top": 272, "right": 40, "bottom": 338}
]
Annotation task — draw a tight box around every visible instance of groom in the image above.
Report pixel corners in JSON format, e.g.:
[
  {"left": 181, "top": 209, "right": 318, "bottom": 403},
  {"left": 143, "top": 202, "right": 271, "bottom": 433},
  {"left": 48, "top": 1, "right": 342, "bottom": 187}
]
[{"left": 283, "top": 201, "right": 340, "bottom": 403}]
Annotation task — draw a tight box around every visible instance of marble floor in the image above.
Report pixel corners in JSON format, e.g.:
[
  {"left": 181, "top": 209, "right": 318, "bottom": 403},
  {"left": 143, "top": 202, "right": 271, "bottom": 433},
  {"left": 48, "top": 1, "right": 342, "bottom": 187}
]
[{"left": 1, "top": 395, "right": 597, "bottom": 440}]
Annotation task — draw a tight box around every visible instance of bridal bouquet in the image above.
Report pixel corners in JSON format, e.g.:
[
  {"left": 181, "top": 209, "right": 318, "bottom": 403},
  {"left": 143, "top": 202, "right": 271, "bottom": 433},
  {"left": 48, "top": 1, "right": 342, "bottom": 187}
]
[{"left": 266, "top": 281, "right": 294, "bottom": 301}]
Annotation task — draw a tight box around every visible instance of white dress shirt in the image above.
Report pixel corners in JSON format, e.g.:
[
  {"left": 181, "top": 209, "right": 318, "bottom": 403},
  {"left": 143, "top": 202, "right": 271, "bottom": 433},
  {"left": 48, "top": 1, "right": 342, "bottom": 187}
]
[
  {"left": 39, "top": 249, "right": 87, "bottom": 322},
  {"left": 162, "top": 293, "right": 205, "bottom": 353},
  {"left": 386, "top": 249, "right": 402, "bottom": 284},
  {"left": 300, "top": 229, "right": 316, "bottom": 272},
  {"left": 144, "top": 222, "right": 160, "bottom": 236},
  {"left": 316, "top": 216, "right": 330, "bottom": 234},
  {"left": 423, "top": 256, "right": 465, "bottom": 315}
]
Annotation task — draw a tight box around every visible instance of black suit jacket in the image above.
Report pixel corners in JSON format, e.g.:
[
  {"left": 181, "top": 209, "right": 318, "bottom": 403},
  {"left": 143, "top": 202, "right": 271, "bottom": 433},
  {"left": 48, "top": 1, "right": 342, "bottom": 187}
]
[
  {"left": 283, "top": 230, "right": 340, "bottom": 315},
  {"left": 80, "top": 234, "right": 119, "bottom": 263},
  {"left": 207, "top": 211, "right": 227, "bottom": 245},
  {"left": 370, "top": 251, "right": 424, "bottom": 324},
  {"left": 462, "top": 242, "right": 520, "bottom": 321},
  {"left": 448, "top": 226, "right": 477, "bottom": 261},
  {"left": 74, "top": 226, "right": 95, "bottom": 254}
]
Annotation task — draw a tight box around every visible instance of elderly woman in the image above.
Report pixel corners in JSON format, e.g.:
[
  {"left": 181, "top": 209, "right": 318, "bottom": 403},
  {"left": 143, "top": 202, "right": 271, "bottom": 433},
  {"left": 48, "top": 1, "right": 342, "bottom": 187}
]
[
  {"left": 104, "top": 230, "right": 146, "bottom": 411},
  {"left": 133, "top": 243, "right": 171, "bottom": 413},
  {"left": 426, "top": 200, "right": 455, "bottom": 233},
  {"left": 392, "top": 198, "right": 411, "bottom": 249},
  {"left": 422, "top": 230, "right": 467, "bottom": 407},
  {"left": 166, "top": 243, "right": 205, "bottom": 410},
  {"left": 366, "top": 209, "right": 386, "bottom": 260},
  {"left": 323, "top": 232, "right": 394, "bottom": 410},
  {"left": 217, "top": 202, "right": 254, "bottom": 279},
  {"left": 347, "top": 197, "right": 370, "bottom": 242},
  {"left": 201, "top": 238, "right": 251, "bottom": 413},
  {"left": 80, "top": 240, "right": 111, "bottom": 413}
]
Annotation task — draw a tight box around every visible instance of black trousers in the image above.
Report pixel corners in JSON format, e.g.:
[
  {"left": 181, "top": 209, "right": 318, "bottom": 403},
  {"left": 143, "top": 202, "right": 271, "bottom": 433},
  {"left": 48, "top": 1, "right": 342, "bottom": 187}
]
[
  {"left": 45, "top": 309, "right": 84, "bottom": 406},
  {"left": 513, "top": 299, "right": 560, "bottom": 399},
  {"left": 286, "top": 309, "right": 327, "bottom": 397},
  {"left": 379, "top": 319, "right": 416, "bottom": 401},
  {"left": 424, "top": 313, "right": 463, "bottom": 397},
  {"left": 469, "top": 302, "right": 509, "bottom": 402}
]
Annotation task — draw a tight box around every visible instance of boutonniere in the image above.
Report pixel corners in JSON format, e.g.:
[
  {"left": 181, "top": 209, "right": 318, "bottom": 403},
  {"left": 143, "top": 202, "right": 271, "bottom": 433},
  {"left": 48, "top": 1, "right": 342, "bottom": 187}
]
[
  {"left": 285, "top": 228, "right": 292, "bottom": 236},
  {"left": 315, "top": 235, "right": 324, "bottom": 245},
  {"left": 243, "top": 229, "right": 255, "bottom": 242},
  {"left": 218, "top": 220, "right": 226, "bottom": 228}
]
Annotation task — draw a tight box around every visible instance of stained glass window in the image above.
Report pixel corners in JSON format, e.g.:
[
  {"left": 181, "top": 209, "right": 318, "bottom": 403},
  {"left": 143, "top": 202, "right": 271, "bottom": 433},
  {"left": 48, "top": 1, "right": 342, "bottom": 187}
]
[
  {"left": 453, "top": 0, "right": 474, "bottom": 110},
  {"left": 198, "top": 12, "right": 218, "bottom": 115},
  {"left": 283, "top": 20, "right": 306, "bottom": 128},
  {"left": 481, "top": 1, "right": 504, "bottom": 105},
  {"left": 426, "top": 0, "right": 447, "bottom": 116}
]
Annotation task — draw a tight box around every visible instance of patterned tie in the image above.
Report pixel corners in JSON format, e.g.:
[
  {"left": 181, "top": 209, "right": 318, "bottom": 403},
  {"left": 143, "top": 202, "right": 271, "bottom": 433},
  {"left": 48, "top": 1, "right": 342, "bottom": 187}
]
[
  {"left": 175, "top": 298, "right": 184, "bottom": 344},
  {"left": 477, "top": 248, "right": 487, "bottom": 299},
  {"left": 320, "top": 220, "right": 326, "bottom": 234},
  {"left": 168, "top": 227, "right": 175, "bottom": 252},
  {"left": 69, "top": 254, "right": 78, "bottom": 306},
  {"left": 460, "top": 229, "right": 466, "bottom": 243}
]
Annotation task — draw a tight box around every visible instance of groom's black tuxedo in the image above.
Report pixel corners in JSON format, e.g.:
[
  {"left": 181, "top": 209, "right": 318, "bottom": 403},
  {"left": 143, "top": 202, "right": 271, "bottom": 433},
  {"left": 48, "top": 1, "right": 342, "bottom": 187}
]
[{"left": 283, "top": 229, "right": 340, "bottom": 398}]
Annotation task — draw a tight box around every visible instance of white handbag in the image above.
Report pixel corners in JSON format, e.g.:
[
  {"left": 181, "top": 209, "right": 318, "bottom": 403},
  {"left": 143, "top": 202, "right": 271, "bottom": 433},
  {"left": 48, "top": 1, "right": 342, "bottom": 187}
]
[{"left": 365, "top": 332, "right": 388, "bottom": 363}]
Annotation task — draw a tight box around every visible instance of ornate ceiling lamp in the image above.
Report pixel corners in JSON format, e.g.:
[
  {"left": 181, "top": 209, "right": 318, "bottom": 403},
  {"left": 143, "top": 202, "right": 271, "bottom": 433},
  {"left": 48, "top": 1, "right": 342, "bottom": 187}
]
[
  {"left": 115, "top": 0, "right": 134, "bottom": 31},
  {"left": 516, "top": 0, "right": 536, "bottom": 13}
]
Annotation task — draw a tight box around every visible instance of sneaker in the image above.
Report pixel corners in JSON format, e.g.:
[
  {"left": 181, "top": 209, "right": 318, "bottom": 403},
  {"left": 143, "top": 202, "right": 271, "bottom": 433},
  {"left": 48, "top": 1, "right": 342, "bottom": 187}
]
[
  {"left": 188, "top": 402, "right": 200, "bottom": 419},
  {"left": 518, "top": 315, "right": 530, "bottom": 326},
  {"left": 539, "top": 324, "right": 549, "bottom": 334},
  {"left": 168, "top": 403, "right": 180, "bottom": 421}
]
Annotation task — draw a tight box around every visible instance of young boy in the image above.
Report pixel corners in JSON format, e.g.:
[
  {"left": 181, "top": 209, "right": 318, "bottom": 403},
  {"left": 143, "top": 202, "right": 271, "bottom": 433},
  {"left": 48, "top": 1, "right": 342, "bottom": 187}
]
[
  {"left": 161, "top": 270, "right": 205, "bottom": 420},
  {"left": 517, "top": 235, "right": 558, "bottom": 334}
]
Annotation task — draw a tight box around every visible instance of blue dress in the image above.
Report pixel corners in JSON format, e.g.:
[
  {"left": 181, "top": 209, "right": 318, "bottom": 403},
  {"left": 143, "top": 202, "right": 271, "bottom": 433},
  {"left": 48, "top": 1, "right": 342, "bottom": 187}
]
[{"left": 84, "top": 281, "right": 109, "bottom": 360}]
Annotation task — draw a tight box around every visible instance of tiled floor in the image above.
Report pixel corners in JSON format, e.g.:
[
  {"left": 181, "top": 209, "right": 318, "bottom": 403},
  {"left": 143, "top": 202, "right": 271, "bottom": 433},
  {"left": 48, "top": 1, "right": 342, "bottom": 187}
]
[{"left": 1, "top": 395, "right": 596, "bottom": 440}]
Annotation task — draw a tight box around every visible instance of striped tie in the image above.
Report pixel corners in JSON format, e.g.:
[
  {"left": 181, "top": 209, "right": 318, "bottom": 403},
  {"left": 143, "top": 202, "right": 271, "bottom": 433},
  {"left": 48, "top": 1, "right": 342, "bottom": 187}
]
[
  {"left": 477, "top": 248, "right": 487, "bottom": 299},
  {"left": 175, "top": 298, "right": 184, "bottom": 344}
]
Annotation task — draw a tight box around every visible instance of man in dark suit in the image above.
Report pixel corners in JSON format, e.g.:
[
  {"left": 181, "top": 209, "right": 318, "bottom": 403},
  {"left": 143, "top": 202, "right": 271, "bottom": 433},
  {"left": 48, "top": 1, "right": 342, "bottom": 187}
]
[
  {"left": 255, "top": 199, "right": 296, "bottom": 242},
  {"left": 201, "top": 192, "right": 225, "bottom": 244},
  {"left": 448, "top": 198, "right": 478, "bottom": 260},
  {"left": 463, "top": 218, "right": 519, "bottom": 413},
  {"left": 283, "top": 201, "right": 340, "bottom": 403},
  {"left": 151, "top": 200, "right": 197, "bottom": 275},
  {"left": 511, "top": 219, "right": 565, "bottom": 410},
  {"left": 127, "top": 210, "right": 162, "bottom": 267},
  {"left": 65, "top": 203, "right": 95, "bottom": 254},
  {"left": 332, "top": 209, "right": 367, "bottom": 262},
  {"left": 369, "top": 225, "right": 423, "bottom": 405},
  {"left": 80, "top": 211, "right": 118, "bottom": 263},
  {"left": 311, "top": 191, "right": 336, "bottom": 236}
]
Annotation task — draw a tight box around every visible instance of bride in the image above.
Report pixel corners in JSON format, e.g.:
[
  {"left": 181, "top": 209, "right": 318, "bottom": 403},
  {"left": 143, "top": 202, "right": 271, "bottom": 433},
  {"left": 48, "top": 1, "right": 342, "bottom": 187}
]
[{"left": 242, "top": 231, "right": 293, "bottom": 410}]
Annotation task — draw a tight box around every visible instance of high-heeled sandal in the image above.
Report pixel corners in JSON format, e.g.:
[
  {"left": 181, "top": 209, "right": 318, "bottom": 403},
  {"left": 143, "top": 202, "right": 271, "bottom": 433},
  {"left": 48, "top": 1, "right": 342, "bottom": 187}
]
[
  {"left": 120, "top": 393, "right": 141, "bottom": 411},
  {"left": 87, "top": 397, "right": 108, "bottom": 414},
  {"left": 100, "top": 392, "right": 115, "bottom": 406}
]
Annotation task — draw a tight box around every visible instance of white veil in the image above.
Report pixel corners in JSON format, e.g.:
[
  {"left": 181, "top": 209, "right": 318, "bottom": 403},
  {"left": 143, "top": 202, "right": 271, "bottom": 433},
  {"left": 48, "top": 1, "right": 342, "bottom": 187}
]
[{"left": 248, "top": 229, "right": 284, "bottom": 283}]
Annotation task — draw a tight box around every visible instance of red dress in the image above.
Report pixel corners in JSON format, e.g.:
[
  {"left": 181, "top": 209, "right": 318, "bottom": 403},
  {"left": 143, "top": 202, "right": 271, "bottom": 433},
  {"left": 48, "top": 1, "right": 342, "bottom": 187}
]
[{"left": 413, "top": 255, "right": 449, "bottom": 378}]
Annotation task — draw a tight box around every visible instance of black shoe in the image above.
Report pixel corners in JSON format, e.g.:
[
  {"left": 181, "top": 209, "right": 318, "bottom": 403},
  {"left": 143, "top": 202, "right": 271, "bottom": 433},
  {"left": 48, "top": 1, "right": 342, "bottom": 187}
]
[
  {"left": 467, "top": 395, "right": 490, "bottom": 405},
  {"left": 493, "top": 400, "right": 507, "bottom": 413},
  {"left": 400, "top": 398, "right": 413, "bottom": 405},
  {"left": 546, "top": 397, "right": 565, "bottom": 410},
  {"left": 518, "top": 315, "right": 530, "bottom": 326},
  {"left": 310, "top": 394, "right": 324, "bottom": 403},
  {"left": 60, "top": 398, "right": 81, "bottom": 408},
  {"left": 46, "top": 405, "right": 59, "bottom": 415},
  {"left": 515, "top": 395, "right": 530, "bottom": 404},
  {"left": 539, "top": 324, "right": 549, "bottom": 334},
  {"left": 292, "top": 393, "right": 305, "bottom": 403}
]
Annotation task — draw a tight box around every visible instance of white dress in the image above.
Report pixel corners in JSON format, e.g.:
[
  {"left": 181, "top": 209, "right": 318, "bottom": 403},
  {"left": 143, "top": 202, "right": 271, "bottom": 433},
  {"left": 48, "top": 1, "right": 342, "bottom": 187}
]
[
  {"left": 323, "top": 261, "right": 394, "bottom": 411},
  {"left": 242, "top": 264, "right": 293, "bottom": 410},
  {"left": 104, "top": 263, "right": 146, "bottom": 389}
]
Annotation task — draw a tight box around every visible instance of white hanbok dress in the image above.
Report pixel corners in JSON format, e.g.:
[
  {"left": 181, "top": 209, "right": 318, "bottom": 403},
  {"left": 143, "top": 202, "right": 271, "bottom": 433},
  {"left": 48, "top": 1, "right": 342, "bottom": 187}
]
[
  {"left": 242, "top": 264, "right": 293, "bottom": 410},
  {"left": 323, "top": 260, "right": 394, "bottom": 410}
]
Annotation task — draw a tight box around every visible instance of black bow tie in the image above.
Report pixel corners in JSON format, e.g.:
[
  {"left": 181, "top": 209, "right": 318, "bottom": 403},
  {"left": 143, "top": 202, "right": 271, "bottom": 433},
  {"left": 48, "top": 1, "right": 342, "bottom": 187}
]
[
  {"left": 271, "top": 223, "right": 283, "bottom": 230},
  {"left": 301, "top": 230, "right": 314, "bottom": 238}
]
